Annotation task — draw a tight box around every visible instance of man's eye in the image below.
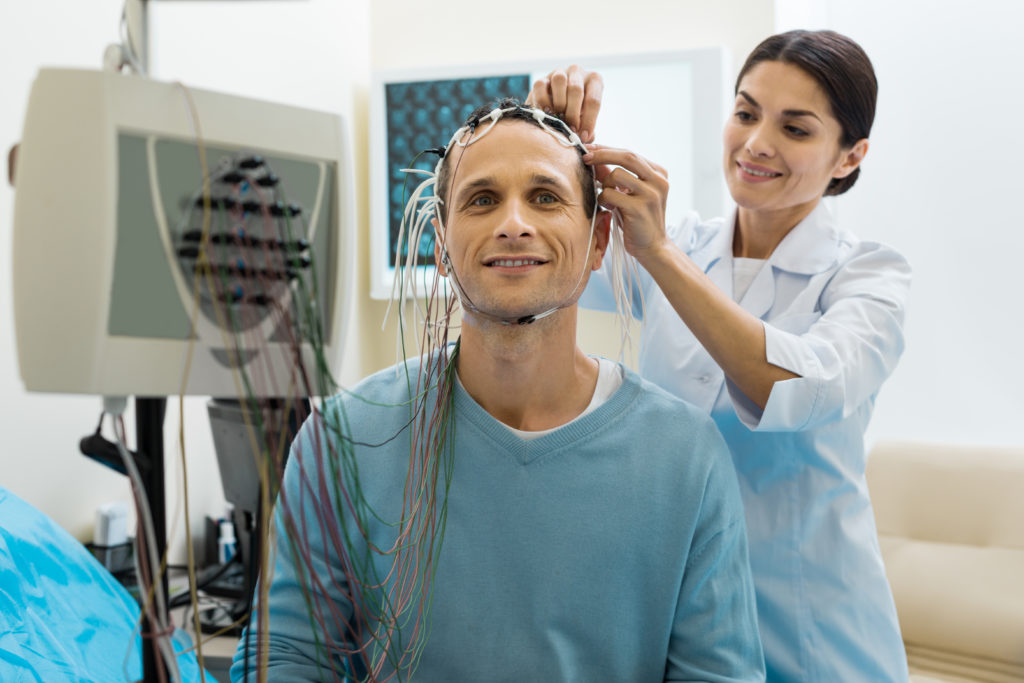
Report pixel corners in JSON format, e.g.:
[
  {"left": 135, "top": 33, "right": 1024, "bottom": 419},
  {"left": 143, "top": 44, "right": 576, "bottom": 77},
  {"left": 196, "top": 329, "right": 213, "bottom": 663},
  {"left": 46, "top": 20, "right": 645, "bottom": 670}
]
[
  {"left": 535, "top": 192, "right": 557, "bottom": 204},
  {"left": 471, "top": 195, "right": 495, "bottom": 207}
]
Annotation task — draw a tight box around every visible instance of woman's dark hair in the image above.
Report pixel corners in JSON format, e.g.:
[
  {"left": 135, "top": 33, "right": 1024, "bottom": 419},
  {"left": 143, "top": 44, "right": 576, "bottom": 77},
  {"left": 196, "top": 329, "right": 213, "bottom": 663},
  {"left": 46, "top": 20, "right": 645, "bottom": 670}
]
[{"left": 736, "top": 30, "right": 877, "bottom": 196}]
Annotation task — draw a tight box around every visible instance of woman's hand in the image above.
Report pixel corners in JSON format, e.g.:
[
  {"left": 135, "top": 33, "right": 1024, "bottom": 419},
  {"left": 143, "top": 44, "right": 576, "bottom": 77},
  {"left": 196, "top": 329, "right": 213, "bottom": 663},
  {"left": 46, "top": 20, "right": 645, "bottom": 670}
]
[
  {"left": 526, "top": 65, "right": 603, "bottom": 144},
  {"left": 583, "top": 145, "right": 671, "bottom": 265}
]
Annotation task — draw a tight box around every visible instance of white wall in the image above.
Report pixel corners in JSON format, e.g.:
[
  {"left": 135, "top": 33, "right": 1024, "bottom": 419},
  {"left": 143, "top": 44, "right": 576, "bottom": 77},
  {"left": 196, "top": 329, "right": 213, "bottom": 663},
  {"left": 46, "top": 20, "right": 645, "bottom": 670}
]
[
  {"left": 810, "top": 1, "right": 1024, "bottom": 448},
  {"left": 0, "top": 0, "right": 370, "bottom": 561},
  {"left": 8, "top": 0, "right": 1017, "bottom": 562},
  {"left": 367, "top": 0, "right": 775, "bottom": 369},
  {"left": 1, "top": 0, "right": 772, "bottom": 558},
  {"left": 1, "top": 1, "right": 149, "bottom": 543}
]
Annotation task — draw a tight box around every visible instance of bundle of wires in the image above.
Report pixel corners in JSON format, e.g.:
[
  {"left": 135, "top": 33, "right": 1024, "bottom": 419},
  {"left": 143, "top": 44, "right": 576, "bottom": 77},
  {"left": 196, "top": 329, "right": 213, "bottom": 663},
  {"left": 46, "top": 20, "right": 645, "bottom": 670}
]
[
  {"left": 163, "top": 81, "right": 462, "bottom": 681},
  {"left": 124, "top": 87, "right": 643, "bottom": 683}
]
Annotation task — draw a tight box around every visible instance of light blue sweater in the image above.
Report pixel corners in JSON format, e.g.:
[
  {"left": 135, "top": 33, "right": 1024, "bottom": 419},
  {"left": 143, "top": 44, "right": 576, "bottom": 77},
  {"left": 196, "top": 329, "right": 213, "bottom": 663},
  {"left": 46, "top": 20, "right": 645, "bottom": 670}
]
[{"left": 232, "top": 356, "right": 764, "bottom": 682}]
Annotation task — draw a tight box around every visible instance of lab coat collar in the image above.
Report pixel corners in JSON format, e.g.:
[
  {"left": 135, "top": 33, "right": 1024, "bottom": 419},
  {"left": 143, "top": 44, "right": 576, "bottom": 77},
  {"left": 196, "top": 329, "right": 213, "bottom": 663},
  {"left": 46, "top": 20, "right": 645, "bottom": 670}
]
[
  {"left": 700, "top": 201, "right": 841, "bottom": 277},
  {"left": 695, "top": 201, "right": 839, "bottom": 318},
  {"left": 762, "top": 201, "right": 840, "bottom": 275}
]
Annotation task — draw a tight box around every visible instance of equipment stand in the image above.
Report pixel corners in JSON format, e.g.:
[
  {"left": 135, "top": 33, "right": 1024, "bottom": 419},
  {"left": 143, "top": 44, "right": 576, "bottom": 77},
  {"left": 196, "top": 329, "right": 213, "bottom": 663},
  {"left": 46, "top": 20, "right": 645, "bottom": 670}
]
[{"left": 136, "top": 396, "right": 169, "bottom": 683}]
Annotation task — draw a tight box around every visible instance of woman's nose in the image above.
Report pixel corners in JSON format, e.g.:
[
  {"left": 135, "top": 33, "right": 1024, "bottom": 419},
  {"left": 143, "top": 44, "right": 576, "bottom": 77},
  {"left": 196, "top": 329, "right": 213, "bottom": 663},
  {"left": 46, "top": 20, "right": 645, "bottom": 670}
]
[{"left": 745, "top": 123, "right": 775, "bottom": 158}]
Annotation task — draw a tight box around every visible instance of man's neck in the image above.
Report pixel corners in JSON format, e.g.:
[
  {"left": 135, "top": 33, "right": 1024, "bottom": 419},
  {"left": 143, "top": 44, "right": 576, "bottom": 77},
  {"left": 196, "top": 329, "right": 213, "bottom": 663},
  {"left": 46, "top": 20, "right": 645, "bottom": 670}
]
[{"left": 455, "top": 307, "right": 599, "bottom": 431}]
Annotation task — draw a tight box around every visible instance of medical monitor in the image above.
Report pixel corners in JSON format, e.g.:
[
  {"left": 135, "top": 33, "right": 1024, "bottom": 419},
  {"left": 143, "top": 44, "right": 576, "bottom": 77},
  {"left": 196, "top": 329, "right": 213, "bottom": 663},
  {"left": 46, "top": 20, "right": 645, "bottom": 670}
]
[
  {"left": 13, "top": 68, "right": 354, "bottom": 397},
  {"left": 368, "top": 48, "right": 731, "bottom": 299}
]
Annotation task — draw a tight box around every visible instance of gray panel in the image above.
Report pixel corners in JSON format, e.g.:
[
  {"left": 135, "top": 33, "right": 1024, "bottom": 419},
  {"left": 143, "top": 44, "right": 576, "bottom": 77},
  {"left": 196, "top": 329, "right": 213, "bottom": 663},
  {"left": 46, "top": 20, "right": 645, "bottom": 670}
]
[
  {"left": 109, "top": 135, "right": 193, "bottom": 339},
  {"left": 109, "top": 133, "right": 337, "bottom": 348}
]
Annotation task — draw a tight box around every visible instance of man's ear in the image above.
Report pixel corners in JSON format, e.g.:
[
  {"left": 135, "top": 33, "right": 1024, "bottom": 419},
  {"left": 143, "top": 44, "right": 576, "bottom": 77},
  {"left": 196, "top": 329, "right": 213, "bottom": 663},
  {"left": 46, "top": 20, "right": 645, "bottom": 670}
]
[
  {"left": 432, "top": 218, "right": 447, "bottom": 277},
  {"left": 834, "top": 138, "right": 869, "bottom": 180},
  {"left": 590, "top": 210, "right": 612, "bottom": 271}
]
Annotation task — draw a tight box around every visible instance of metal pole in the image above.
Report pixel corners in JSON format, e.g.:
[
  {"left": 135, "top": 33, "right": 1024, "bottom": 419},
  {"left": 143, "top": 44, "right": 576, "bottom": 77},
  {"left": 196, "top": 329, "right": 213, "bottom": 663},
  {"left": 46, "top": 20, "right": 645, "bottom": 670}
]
[{"left": 136, "top": 396, "right": 168, "bottom": 683}]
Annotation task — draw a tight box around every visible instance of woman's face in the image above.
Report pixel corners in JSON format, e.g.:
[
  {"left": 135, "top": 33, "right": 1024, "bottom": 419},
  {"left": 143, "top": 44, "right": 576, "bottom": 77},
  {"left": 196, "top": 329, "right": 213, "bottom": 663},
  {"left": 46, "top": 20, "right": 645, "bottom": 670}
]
[{"left": 723, "top": 60, "right": 864, "bottom": 223}]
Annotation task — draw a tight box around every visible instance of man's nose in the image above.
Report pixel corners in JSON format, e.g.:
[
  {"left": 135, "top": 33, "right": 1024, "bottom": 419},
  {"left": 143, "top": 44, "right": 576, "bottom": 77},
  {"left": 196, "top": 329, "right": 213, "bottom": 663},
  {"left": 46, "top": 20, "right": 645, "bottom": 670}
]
[{"left": 493, "top": 200, "right": 536, "bottom": 240}]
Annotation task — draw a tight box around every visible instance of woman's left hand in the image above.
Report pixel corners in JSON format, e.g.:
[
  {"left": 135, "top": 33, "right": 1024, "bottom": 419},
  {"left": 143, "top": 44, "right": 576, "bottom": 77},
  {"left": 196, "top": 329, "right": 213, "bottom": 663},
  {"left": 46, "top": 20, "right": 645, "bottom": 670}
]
[{"left": 583, "top": 145, "right": 670, "bottom": 266}]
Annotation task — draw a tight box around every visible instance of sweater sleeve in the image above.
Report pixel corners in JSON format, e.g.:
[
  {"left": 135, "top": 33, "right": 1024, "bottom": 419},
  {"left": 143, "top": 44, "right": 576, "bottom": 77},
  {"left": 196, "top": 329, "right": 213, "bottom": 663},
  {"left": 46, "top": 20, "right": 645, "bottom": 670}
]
[
  {"left": 231, "top": 413, "right": 357, "bottom": 681},
  {"left": 729, "top": 243, "right": 911, "bottom": 432},
  {"left": 665, "top": 423, "right": 766, "bottom": 682}
]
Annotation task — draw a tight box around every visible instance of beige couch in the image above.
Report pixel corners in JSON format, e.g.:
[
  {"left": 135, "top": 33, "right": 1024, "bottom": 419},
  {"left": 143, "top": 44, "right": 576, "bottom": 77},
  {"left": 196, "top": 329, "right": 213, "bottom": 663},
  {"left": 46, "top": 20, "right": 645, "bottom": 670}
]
[{"left": 866, "top": 440, "right": 1024, "bottom": 682}]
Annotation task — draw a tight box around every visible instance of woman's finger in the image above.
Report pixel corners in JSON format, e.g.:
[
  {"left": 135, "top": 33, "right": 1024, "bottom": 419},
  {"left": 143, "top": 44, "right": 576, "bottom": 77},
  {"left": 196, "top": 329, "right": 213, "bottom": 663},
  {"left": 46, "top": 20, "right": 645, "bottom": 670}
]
[
  {"left": 577, "top": 72, "right": 603, "bottom": 143},
  {"left": 563, "top": 65, "right": 587, "bottom": 132},
  {"left": 548, "top": 69, "right": 568, "bottom": 115},
  {"left": 526, "top": 77, "right": 552, "bottom": 111},
  {"left": 585, "top": 146, "right": 668, "bottom": 185}
]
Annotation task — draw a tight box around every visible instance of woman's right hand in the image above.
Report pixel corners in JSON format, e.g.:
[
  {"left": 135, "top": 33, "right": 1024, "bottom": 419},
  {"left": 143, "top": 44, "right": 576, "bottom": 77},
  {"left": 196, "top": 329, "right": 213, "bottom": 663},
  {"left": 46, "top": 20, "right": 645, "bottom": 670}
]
[
  {"left": 583, "top": 145, "right": 671, "bottom": 266},
  {"left": 526, "top": 65, "right": 604, "bottom": 144}
]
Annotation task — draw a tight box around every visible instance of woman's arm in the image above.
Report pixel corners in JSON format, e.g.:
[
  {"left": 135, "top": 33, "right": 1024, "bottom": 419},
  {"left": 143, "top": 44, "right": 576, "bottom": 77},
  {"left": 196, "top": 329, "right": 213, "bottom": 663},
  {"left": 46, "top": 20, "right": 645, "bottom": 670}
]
[{"left": 587, "top": 145, "right": 797, "bottom": 409}]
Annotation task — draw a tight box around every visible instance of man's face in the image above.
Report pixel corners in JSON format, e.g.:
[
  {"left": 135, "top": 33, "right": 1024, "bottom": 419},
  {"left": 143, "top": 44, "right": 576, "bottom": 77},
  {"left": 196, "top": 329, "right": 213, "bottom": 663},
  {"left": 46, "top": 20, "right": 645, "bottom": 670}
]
[{"left": 436, "top": 120, "right": 607, "bottom": 322}]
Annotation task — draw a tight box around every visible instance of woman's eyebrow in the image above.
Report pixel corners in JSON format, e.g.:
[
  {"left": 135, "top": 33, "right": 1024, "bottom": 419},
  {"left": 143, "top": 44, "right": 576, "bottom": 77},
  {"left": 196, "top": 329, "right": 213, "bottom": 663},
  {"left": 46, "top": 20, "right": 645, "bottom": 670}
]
[{"left": 738, "top": 90, "right": 823, "bottom": 122}]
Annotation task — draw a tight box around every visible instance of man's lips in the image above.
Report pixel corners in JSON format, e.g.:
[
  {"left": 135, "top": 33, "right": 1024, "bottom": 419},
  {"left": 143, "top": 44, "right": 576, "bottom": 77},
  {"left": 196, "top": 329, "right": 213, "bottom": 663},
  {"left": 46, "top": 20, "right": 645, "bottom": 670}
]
[{"left": 484, "top": 257, "right": 548, "bottom": 267}]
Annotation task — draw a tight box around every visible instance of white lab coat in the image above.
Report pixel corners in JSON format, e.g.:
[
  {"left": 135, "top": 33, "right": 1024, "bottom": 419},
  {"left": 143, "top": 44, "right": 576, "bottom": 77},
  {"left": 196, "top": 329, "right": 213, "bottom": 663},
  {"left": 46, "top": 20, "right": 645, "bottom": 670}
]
[{"left": 582, "top": 201, "right": 911, "bottom": 682}]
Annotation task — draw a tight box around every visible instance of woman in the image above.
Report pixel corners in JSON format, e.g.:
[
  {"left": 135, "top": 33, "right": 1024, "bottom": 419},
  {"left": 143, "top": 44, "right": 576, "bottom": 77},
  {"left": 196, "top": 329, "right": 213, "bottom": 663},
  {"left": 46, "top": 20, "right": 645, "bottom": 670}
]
[{"left": 530, "top": 31, "right": 911, "bottom": 681}]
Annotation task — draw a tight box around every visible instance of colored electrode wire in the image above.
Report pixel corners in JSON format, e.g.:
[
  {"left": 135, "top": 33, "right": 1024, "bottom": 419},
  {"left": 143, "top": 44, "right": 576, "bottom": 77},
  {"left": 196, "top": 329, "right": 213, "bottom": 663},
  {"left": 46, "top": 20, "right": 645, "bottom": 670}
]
[
  {"left": 162, "top": 91, "right": 640, "bottom": 682},
  {"left": 388, "top": 102, "right": 644, "bottom": 353},
  {"left": 167, "top": 83, "right": 456, "bottom": 680}
]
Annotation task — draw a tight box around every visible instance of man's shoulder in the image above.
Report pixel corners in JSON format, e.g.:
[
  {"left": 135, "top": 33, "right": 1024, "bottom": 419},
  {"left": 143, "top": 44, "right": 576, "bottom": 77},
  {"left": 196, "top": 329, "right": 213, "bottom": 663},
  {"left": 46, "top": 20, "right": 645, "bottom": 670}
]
[
  {"left": 320, "top": 354, "right": 438, "bottom": 424},
  {"left": 609, "top": 365, "right": 741, "bottom": 512},
  {"left": 618, "top": 364, "right": 719, "bottom": 431}
]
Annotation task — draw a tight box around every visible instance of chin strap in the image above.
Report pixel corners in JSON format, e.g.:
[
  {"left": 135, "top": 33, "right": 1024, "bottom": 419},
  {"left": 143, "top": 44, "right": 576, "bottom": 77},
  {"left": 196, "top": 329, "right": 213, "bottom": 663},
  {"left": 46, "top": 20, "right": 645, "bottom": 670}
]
[
  {"left": 437, "top": 203, "right": 599, "bottom": 326},
  {"left": 385, "top": 103, "right": 610, "bottom": 353},
  {"left": 432, "top": 104, "right": 598, "bottom": 325}
]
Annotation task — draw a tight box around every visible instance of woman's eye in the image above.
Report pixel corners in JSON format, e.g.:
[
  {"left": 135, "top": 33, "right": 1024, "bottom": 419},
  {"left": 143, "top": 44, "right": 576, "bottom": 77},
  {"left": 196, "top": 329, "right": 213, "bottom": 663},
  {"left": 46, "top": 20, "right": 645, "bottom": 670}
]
[
  {"left": 785, "top": 125, "right": 809, "bottom": 137},
  {"left": 734, "top": 110, "right": 754, "bottom": 122}
]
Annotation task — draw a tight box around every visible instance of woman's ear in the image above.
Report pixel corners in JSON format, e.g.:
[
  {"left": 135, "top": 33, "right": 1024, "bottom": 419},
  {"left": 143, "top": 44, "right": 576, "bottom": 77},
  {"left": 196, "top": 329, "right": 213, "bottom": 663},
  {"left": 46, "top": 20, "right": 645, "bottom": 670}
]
[{"left": 834, "top": 138, "right": 869, "bottom": 180}]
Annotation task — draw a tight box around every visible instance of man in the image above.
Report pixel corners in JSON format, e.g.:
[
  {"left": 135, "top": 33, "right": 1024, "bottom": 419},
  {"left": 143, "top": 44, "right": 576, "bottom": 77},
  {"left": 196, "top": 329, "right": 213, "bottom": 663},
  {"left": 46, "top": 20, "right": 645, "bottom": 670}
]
[{"left": 232, "top": 100, "right": 764, "bottom": 681}]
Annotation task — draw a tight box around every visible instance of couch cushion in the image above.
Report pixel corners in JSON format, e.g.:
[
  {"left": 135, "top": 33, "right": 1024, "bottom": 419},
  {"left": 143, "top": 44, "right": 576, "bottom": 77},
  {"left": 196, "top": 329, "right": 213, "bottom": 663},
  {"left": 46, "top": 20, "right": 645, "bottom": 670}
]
[{"left": 867, "top": 440, "right": 1024, "bottom": 680}]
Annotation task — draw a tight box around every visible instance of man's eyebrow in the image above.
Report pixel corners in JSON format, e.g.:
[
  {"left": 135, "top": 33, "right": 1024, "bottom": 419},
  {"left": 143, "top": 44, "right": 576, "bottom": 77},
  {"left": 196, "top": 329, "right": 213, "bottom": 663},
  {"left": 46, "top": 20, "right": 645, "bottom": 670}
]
[
  {"left": 453, "top": 173, "right": 570, "bottom": 202},
  {"left": 454, "top": 176, "right": 496, "bottom": 200},
  {"left": 530, "top": 173, "right": 569, "bottom": 190},
  {"left": 738, "top": 90, "right": 823, "bottom": 122}
]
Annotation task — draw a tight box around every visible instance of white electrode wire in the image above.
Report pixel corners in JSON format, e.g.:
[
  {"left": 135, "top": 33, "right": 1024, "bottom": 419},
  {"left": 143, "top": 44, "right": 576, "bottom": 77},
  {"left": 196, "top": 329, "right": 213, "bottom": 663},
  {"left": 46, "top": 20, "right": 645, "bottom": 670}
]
[
  {"left": 436, "top": 204, "right": 599, "bottom": 328},
  {"left": 605, "top": 207, "right": 646, "bottom": 359},
  {"left": 388, "top": 104, "right": 600, "bottom": 335},
  {"left": 383, "top": 169, "right": 446, "bottom": 360},
  {"left": 111, "top": 416, "right": 182, "bottom": 683}
]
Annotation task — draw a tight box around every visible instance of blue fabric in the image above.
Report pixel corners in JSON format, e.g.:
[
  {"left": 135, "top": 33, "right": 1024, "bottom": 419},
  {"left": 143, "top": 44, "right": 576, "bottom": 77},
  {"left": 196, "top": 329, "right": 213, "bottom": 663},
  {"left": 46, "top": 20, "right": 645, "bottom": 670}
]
[
  {"left": 0, "top": 487, "right": 216, "bottom": 682},
  {"left": 232, "top": 357, "right": 765, "bottom": 681},
  {"left": 582, "top": 202, "right": 910, "bottom": 682}
]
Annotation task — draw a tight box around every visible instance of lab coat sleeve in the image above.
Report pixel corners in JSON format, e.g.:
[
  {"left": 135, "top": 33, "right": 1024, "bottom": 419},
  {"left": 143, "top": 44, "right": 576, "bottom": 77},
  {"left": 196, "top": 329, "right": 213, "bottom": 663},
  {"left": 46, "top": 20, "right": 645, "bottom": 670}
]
[
  {"left": 665, "top": 425, "right": 766, "bottom": 682},
  {"left": 231, "top": 414, "right": 355, "bottom": 681},
  {"left": 730, "top": 243, "right": 911, "bottom": 432}
]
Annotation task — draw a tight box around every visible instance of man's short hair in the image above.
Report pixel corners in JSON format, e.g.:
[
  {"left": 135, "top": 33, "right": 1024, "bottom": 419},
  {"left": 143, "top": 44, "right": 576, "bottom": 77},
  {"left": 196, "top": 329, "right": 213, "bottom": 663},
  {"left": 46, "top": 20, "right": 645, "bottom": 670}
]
[{"left": 434, "top": 97, "right": 597, "bottom": 223}]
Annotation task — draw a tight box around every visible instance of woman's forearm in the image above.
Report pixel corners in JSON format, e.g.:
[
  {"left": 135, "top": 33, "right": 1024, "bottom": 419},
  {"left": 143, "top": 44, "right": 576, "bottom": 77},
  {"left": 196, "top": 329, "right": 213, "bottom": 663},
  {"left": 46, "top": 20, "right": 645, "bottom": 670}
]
[{"left": 637, "top": 241, "right": 797, "bottom": 409}]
